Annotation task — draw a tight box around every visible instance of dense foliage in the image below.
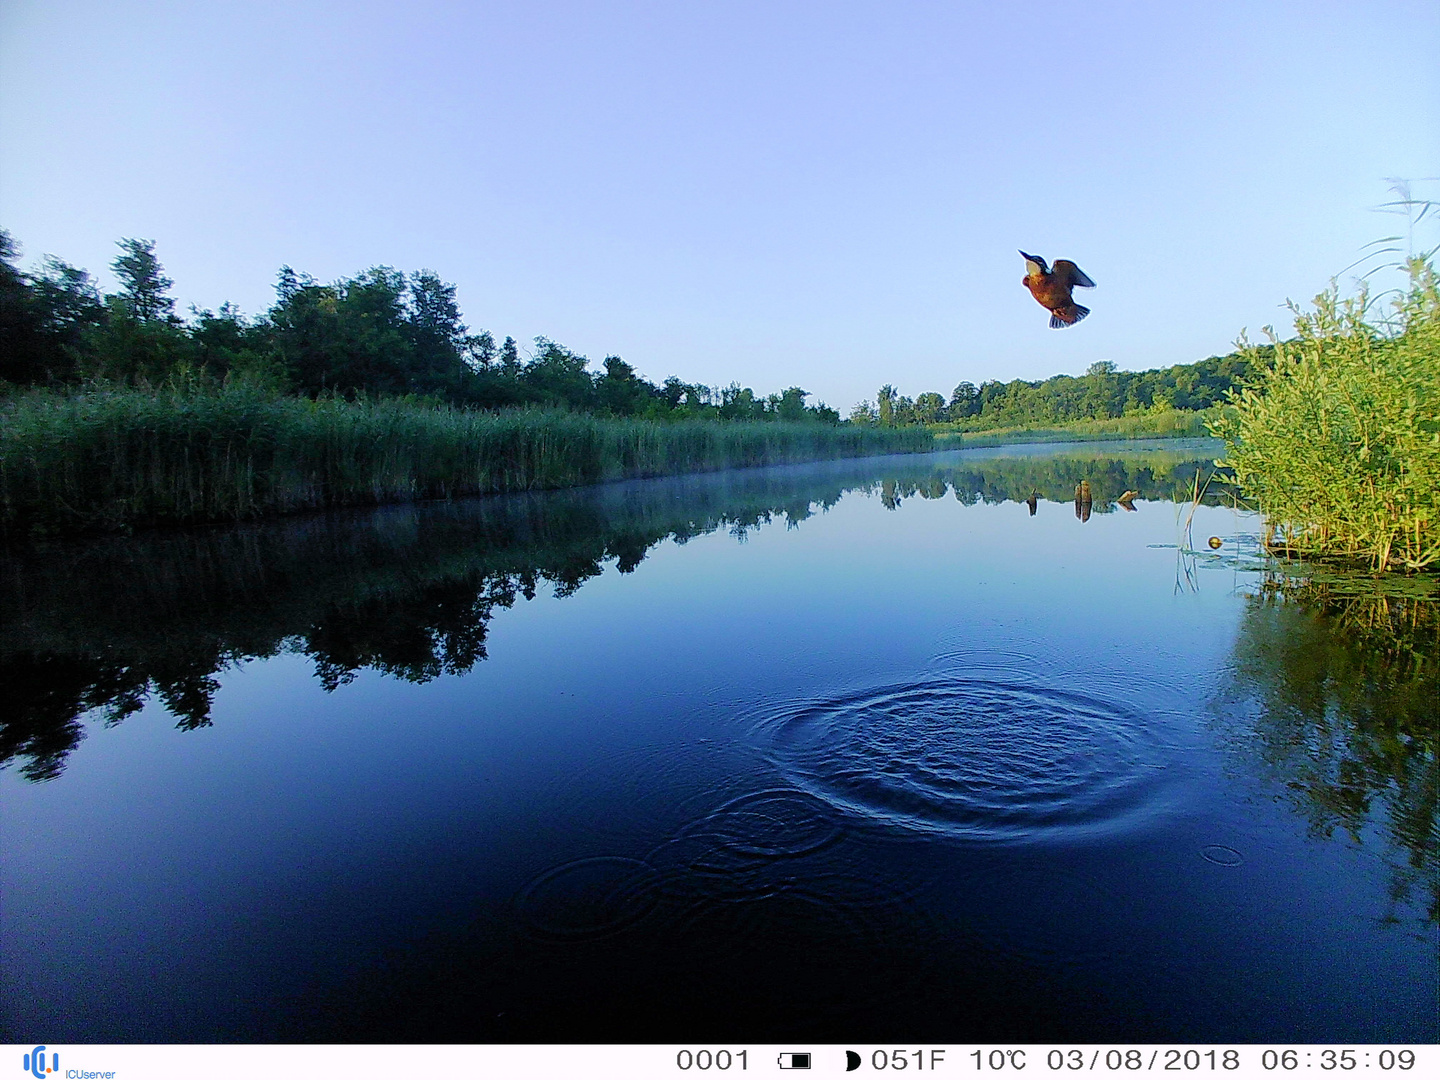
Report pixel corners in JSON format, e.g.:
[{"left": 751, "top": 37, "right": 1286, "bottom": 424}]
[
  {"left": 852, "top": 354, "right": 1259, "bottom": 432},
  {"left": 0, "top": 231, "right": 841, "bottom": 424},
  {"left": 1213, "top": 260, "right": 1439, "bottom": 571}
]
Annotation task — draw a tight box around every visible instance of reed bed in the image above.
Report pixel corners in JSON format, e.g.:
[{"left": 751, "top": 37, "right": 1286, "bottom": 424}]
[
  {"left": 1212, "top": 259, "right": 1439, "bottom": 572},
  {"left": 933, "top": 409, "right": 1215, "bottom": 447},
  {"left": 0, "top": 384, "right": 933, "bottom": 535}
]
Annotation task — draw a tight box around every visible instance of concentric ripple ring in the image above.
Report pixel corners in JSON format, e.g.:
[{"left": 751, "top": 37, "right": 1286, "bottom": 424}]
[
  {"left": 756, "top": 677, "right": 1174, "bottom": 841},
  {"left": 683, "top": 788, "right": 844, "bottom": 858},
  {"left": 516, "top": 856, "right": 662, "bottom": 940}
]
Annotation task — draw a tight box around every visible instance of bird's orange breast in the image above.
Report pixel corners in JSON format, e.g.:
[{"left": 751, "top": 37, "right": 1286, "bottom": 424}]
[{"left": 1024, "top": 274, "right": 1073, "bottom": 309}]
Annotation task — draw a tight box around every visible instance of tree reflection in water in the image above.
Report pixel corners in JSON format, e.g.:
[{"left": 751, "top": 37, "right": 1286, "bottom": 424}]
[
  {"left": 1220, "top": 574, "right": 1439, "bottom": 925},
  {"left": 1, "top": 444, "right": 1225, "bottom": 783}
]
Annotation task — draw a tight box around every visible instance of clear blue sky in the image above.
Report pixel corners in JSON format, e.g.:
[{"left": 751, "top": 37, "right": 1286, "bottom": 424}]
[{"left": 2, "top": 0, "right": 1436, "bottom": 410}]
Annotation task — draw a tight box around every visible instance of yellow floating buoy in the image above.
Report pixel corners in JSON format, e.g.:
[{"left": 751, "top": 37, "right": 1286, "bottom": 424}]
[{"left": 1208, "top": 536, "right": 1222, "bottom": 549}]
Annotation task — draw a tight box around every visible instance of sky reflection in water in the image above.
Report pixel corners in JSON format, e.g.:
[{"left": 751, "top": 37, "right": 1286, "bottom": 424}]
[{"left": 1, "top": 440, "right": 1435, "bottom": 1044}]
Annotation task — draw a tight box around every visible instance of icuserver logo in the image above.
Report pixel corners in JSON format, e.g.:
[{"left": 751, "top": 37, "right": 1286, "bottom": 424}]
[
  {"left": 19, "top": 1048, "right": 114, "bottom": 1080},
  {"left": 22, "top": 1048, "right": 56, "bottom": 1078}
]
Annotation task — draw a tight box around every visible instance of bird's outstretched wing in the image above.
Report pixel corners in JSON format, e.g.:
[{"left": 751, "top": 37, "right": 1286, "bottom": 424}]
[{"left": 1053, "top": 260, "right": 1095, "bottom": 288}]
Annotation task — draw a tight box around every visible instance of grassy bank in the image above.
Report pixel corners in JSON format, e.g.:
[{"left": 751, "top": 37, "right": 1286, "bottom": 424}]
[
  {"left": 931, "top": 408, "right": 1214, "bottom": 448},
  {"left": 0, "top": 383, "right": 932, "bottom": 536},
  {"left": 1213, "top": 259, "right": 1439, "bottom": 572}
]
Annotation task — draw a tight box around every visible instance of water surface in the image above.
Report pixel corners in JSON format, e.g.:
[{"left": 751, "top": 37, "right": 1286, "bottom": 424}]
[{"left": 2, "top": 440, "right": 1435, "bottom": 1043}]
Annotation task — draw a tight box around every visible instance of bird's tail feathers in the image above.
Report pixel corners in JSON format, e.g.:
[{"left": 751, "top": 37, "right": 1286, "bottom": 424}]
[{"left": 1049, "top": 305, "right": 1090, "bottom": 329}]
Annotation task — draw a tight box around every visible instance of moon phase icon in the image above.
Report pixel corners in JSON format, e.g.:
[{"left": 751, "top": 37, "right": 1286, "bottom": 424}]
[{"left": 847, "top": 1051, "right": 862, "bottom": 1071}]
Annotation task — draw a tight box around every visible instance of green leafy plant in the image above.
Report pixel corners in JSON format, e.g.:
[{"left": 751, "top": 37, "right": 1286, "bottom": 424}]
[{"left": 1212, "top": 258, "right": 1439, "bottom": 571}]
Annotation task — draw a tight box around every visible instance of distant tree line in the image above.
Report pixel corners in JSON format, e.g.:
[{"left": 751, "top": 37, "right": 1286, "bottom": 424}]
[
  {"left": 0, "top": 231, "right": 841, "bottom": 424},
  {"left": 852, "top": 353, "right": 1267, "bottom": 430}
]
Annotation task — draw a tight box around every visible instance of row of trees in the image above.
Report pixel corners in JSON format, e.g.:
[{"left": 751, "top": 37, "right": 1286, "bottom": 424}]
[
  {"left": 853, "top": 354, "right": 1262, "bottom": 429},
  {"left": 3, "top": 230, "right": 1268, "bottom": 432},
  {"left": 0, "top": 232, "right": 841, "bottom": 423}
]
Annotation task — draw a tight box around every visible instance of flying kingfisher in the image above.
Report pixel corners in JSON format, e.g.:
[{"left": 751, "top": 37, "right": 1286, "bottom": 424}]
[{"left": 1020, "top": 251, "right": 1095, "bottom": 328}]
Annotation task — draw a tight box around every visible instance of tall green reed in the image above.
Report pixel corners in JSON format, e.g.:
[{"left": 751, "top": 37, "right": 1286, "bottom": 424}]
[{"left": 0, "top": 382, "right": 932, "bottom": 535}]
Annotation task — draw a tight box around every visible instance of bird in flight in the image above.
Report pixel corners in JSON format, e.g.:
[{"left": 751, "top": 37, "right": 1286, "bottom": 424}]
[{"left": 1020, "top": 251, "right": 1096, "bottom": 328}]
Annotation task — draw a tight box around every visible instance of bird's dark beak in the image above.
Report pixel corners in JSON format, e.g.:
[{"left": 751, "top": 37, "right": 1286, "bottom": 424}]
[{"left": 1019, "top": 250, "right": 1037, "bottom": 261}]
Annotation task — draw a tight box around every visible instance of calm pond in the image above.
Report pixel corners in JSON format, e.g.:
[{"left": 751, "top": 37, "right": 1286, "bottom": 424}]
[{"left": 1, "top": 439, "right": 1435, "bottom": 1044}]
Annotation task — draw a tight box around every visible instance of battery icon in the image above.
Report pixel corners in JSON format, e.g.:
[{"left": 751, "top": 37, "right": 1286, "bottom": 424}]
[{"left": 778, "top": 1053, "right": 812, "bottom": 1069}]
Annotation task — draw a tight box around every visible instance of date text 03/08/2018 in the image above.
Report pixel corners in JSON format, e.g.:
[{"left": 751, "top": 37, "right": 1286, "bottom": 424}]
[{"left": 672, "top": 1047, "right": 1421, "bottom": 1073}]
